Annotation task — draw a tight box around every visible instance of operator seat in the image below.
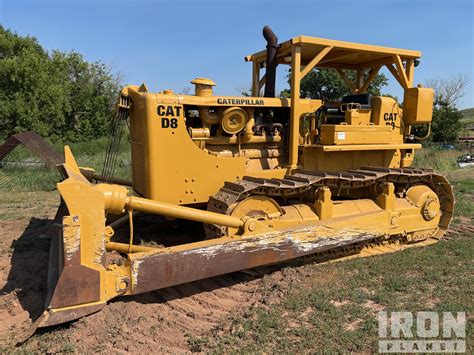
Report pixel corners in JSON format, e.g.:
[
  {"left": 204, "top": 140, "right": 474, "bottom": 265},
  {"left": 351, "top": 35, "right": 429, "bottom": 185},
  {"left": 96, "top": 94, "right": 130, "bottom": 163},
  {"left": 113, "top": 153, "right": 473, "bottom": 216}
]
[
  {"left": 341, "top": 93, "right": 372, "bottom": 109},
  {"left": 325, "top": 93, "right": 372, "bottom": 124}
]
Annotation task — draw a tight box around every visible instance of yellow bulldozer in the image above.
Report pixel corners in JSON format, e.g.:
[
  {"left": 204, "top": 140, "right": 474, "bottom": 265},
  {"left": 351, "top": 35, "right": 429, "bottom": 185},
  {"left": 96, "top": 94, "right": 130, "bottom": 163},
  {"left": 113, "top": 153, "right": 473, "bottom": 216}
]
[{"left": 34, "top": 27, "right": 454, "bottom": 329}]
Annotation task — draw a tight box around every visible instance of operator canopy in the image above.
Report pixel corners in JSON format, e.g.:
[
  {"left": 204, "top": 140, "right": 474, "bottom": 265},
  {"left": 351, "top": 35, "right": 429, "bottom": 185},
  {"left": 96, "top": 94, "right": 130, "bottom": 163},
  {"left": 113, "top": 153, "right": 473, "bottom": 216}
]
[
  {"left": 245, "top": 35, "right": 421, "bottom": 71},
  {"left": 246, "top": 34, "right": 421, "bottom": 94}
]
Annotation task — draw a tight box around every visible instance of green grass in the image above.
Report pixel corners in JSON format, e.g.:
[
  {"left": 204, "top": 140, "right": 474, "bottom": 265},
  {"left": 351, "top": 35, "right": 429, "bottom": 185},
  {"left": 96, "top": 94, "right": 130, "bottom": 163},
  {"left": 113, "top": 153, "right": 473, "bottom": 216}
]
[
  {"left": 0, "top": 190, "right": 59, "bottom": 221},
  {"left": 449, "top": 174, "right": 474, "bottom": 221},
  {"left": 0, "top": 135, "right": 131, "bottom": 192},
  {"left": 204, "top": 233, "right": 473, "bottom": 352},
  {"left": 460, "top": 107, "right": 474, "bottom": 125},
  {"left": 460, "top": 107, "right": 474, "bottom": 137},
  {"left": 199, "top": 169, "right": 473, "bottom": 353},
  {"left": 412, "top": 144, "right": 463, "bottom": 172}
]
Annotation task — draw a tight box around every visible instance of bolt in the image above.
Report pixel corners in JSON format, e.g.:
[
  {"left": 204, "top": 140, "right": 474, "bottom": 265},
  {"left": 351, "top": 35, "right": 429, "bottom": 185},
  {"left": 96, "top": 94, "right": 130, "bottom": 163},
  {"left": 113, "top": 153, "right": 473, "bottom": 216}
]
[
  {"left": 104, "top": 226, "right": 114, "bottom": 239},
  {"left": 248, "top": 222, "right": 256, "bottom": 231},
  {"left": 117, "top": 279, "right": 128, "bottom": 293}
]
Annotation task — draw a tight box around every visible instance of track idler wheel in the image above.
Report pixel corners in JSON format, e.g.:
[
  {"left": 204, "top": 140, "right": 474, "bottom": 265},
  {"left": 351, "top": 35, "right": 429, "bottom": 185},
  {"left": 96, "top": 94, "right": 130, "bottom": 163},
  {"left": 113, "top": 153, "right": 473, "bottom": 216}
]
[
  {"left": 405, "top": 185, "right": 442, "bottom": 242},
  {"left": 228, "top": 196, "right": 282, "bottom": 236}
]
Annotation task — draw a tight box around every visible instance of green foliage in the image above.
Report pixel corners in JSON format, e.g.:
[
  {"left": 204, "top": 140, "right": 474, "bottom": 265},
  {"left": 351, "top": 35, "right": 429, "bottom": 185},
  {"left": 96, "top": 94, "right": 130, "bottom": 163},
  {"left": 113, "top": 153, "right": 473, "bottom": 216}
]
[
  {"left": 460, "top": 107, "right": 474, "bottom": 125},
  {"left": 0, "top": 26, "right": 120, "bottom": 142},
  {"left": 239, "top": 85, "right": 252, "bottom": 97},
  {"left": 430, "top": 100, "right": 463, "bottom": 142},
  {"left": 280, "top": 68, "right": 388, "bottom": 100}
]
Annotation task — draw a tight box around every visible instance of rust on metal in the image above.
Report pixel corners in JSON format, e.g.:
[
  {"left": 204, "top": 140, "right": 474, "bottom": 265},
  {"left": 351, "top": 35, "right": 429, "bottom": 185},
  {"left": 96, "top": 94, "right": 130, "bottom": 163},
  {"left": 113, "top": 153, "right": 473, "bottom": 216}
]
[
  {"left": 130, "top": 228, "right": 379, "bottom": 294},
  {"left": 80, "top": 168, "right": 133, "bottom": 186},
  {"left": 263, "top": 26, "right": 278, "bottom": 97},
  {"left": 0, "top": 131, "right": 63, "bottom": 168},
  {"left": 37, "top": 303, "right": 105, "bottom": 328},
  {"left": 46, "top": 215, "right": 101, "bottom": 309},
  {"left": 45, "top": 198, "right": 69, "bottom": 237},
  {"left": 48, "top": 265, "right": 101, "bottom": 308}
]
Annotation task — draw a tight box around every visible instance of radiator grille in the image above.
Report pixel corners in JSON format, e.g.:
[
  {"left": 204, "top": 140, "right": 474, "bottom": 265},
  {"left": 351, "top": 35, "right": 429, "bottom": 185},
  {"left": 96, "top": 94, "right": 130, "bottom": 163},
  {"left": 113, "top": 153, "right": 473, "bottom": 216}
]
[{"left": 129, "top": 110, "right": 148, "bottom": 197}]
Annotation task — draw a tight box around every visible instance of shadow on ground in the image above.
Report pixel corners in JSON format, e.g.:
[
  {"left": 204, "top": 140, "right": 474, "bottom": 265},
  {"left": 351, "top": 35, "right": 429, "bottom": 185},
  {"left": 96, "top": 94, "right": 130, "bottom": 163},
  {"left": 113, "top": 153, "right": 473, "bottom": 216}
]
[
  {"left": 1, "top": 215, "right": 265, "bottom": 333},
  {"left": 1, "top": 218, "right": 52, "bottom": 322},
  {"left": 2, "top": 212, "right": 350, "bottom": 338}
]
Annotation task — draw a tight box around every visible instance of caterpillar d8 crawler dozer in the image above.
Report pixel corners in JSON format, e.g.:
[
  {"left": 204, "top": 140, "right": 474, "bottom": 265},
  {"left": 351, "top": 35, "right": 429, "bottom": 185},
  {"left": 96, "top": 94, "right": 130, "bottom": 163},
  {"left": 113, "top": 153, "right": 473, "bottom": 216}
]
[{"left": 34, "top": 27, "right": 454, "bottom": 329}]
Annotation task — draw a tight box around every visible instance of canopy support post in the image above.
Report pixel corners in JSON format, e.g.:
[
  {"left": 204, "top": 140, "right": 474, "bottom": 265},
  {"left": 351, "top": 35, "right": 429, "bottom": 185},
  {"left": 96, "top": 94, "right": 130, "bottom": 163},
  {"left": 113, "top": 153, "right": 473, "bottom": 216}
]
[
  {"left": 289, "top": 44, "right": 302, "bottom": 169},
  {"left": 252, "top": 62, "right": 261, "bottom": 96}
]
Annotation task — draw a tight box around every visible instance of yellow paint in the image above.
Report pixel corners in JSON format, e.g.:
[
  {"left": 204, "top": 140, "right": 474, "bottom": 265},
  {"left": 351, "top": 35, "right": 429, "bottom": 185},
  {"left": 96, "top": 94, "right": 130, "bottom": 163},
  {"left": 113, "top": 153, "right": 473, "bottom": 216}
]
[
  {"left": 41, "top": 31, "right": 451, "bottom": 327},
  {"left": 122, "top": 34, "right": 432, "bottom": 203},
  {"left": 319, "top": 125, "right": 393, "bottom": 145},
  {"left": 403, "top": 87, "right": 435, "bottom": 125}
]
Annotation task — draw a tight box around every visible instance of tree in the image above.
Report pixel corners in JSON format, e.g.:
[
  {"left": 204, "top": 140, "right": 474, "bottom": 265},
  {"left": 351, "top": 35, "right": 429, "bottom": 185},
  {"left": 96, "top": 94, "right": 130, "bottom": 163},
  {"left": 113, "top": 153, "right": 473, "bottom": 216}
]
[
  {"left": 425, "top": 74, "right": 470, "bottom": 107},
  {"left": 0, "top": 26, "right": 121, "bottom": 142},
  {"left": 419, "top": 74, "right": 469, "bottom": 142},
  {"left": 51, "top": 51, "right": 121, "bottom": 141},
  {"left": 0, "top": 27, "right": 67, "bottom": 138},
  {"left": 238, "top": 85, "right": 252, "bottom": 97},
  {"left": 429, "top": 100, "right": 463, "bottom": 142},
  {"left": 280, "top": 68, "right": 388, "bottom": 100}
]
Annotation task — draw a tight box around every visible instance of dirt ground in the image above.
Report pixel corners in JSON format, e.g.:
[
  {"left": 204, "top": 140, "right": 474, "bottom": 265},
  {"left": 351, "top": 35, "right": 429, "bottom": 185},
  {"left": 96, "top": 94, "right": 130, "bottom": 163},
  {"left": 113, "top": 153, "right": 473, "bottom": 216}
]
[
  {"left": 0, "top": 203, "right": 295, "bottom": 352},
  {"left": 0, "top": 178, "right": 471, "bottom": 352}
]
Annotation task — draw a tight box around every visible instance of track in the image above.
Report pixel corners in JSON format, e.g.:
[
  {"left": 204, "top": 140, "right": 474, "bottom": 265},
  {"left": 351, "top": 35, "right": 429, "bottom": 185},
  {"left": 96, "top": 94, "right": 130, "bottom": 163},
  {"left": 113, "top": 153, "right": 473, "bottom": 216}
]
[{"left": 205, "top": 166, "right": 454, "bottom": 258}]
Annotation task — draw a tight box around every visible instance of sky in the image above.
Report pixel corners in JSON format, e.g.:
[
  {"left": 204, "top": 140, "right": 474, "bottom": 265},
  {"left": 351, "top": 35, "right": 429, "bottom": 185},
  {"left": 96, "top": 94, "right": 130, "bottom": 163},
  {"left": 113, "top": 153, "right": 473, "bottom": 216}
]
[{"left": 1, "top": 0, "right": 473, "bottom": 108}]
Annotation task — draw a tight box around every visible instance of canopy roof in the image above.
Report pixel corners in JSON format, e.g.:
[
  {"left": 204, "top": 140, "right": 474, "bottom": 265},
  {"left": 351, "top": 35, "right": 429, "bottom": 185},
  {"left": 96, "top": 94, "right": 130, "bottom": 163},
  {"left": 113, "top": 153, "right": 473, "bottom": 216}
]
[{"left": 245, "top": 35, "right": 421, "bottom": 70}]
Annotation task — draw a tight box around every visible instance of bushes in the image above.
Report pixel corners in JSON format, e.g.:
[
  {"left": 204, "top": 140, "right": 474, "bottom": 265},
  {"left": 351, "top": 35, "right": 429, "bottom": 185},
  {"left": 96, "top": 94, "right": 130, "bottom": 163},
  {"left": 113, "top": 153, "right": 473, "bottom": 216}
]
[{"left": 0, "top": 26, "right": 121, "bottom": 142}]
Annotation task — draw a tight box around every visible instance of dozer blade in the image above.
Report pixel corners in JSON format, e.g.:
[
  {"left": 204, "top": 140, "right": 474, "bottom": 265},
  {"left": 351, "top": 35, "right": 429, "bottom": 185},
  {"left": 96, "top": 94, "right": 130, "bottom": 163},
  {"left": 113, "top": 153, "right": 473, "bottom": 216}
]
[
  {"left": 26, "top": 148, "right": 107, "bottom": 335},
  {"left": 38, "top": 217, "right": 106, "bottom": 327},
  {"left": 30, "top": 146, "right": 452, "bottom": 334}
]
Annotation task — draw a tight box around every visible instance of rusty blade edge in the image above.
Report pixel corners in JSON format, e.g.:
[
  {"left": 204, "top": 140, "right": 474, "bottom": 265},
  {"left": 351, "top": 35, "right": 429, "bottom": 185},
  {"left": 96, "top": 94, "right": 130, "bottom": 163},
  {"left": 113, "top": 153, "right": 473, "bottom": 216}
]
[{"left": 15, "top": 303, "right": 105, "bottom": 346}]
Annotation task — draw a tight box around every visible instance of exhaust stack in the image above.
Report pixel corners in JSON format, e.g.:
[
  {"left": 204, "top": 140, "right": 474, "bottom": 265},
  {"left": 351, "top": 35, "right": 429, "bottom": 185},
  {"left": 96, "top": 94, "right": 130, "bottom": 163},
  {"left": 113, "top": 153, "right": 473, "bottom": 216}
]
[{"left": 263, "top": 26, "right": 278, "bottom": 98}]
